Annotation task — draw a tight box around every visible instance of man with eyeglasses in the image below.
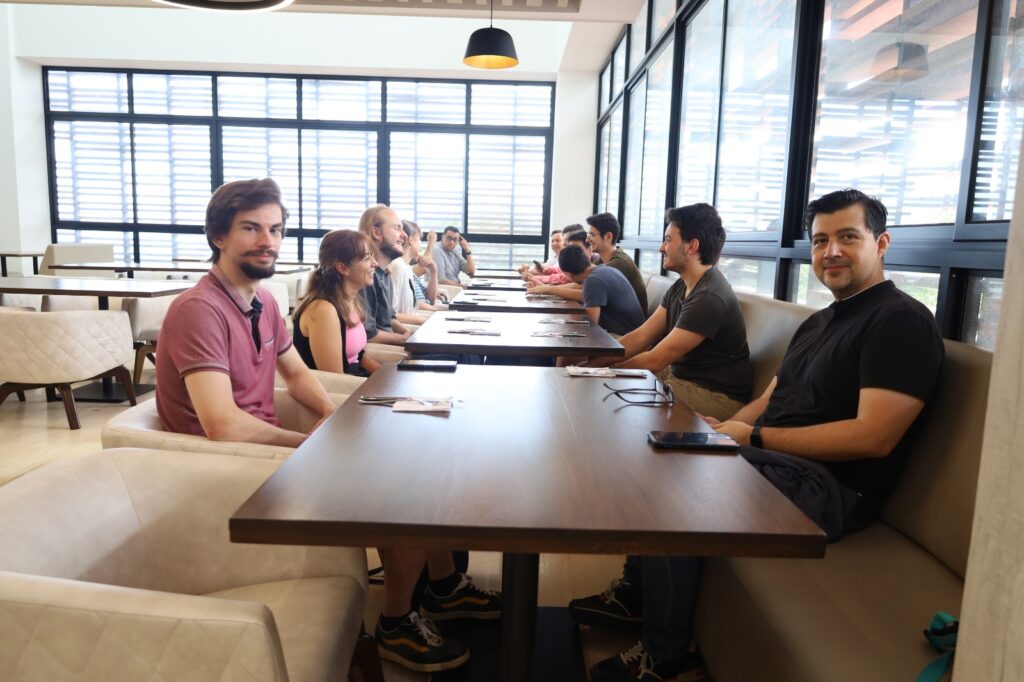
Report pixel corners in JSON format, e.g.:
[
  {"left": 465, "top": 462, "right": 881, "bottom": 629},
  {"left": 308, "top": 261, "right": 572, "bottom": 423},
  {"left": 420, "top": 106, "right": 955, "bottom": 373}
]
[
  {"left": 602, "top": 203, "right": 753, "bottom": 422},
  {"left": 571, "top": 189, "right": 944, "bottom": 682},
  {"left": 433, "top": 225, "right": 476, "bottom": 287}
]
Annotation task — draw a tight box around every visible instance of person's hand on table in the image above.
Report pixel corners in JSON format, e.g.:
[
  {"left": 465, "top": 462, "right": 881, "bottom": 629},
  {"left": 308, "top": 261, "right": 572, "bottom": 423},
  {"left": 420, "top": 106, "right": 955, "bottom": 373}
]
[
  {"left": 713, "top": 420, "right": 752, "bottom": 445},
  {"left": 697, "top": 413, "right": 721, "bottom": 427},
  {"left": 527, "top": 283, "right": 552, "bottom": 294}
]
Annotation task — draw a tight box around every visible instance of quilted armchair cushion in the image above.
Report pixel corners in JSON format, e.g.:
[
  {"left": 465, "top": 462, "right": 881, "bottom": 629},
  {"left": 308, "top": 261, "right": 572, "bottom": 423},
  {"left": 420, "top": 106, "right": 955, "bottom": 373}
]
[
  {"left": 101, "top": 390, "right": 348, "bottom": 460},
  {"left": 120, "top": 295, "right": 176, "bottom": 341},
  {"left": 0, "top": 309, "right": 133, "bottom": 384}
]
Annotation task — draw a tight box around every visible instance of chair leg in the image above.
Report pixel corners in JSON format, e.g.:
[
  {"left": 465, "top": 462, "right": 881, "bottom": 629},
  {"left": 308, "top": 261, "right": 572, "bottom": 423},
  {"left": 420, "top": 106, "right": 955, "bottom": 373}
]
[
  {"left": 112, "top": 366, "right": 137, "bottom": 406},
  {"left": 133, "top": 347, "right": 147, "bottom": 385},
  {"left": 45, "top": 386, "right": 59, "bottom": 402},
  {"left": 56, "top": 384, "right": 80, "bottom": 430},
  {"left": 0, "top": 383, "right": 30, "bottom": 407},
  {"left": 347, "top": 628, "right": 385, "bottom": 682},
  {"left": 16, "top": 391, "right": 26, "bottom": 402}
]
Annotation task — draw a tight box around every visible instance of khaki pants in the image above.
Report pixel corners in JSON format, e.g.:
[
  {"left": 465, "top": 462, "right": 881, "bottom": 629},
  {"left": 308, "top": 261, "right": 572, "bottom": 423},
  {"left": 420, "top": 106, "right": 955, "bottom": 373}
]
[{"left": 656, "top": 368, "right": 745, "bottom": 422}]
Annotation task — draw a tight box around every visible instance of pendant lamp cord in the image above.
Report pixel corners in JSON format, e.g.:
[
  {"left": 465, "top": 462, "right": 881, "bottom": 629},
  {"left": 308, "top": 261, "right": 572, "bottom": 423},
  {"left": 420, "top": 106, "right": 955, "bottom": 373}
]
[{"left": 490, "top": 0, "right": 494, "bottom": 28}]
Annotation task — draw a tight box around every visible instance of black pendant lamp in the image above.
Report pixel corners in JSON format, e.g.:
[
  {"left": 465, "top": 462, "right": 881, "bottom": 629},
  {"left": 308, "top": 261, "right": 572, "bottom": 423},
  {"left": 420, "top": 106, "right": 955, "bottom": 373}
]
[
  {"left": 464, "top": 0, "right": 519, "bottom": 70},
  {"left": 152, "top": 0, "right": 292, "bottom": 10}
]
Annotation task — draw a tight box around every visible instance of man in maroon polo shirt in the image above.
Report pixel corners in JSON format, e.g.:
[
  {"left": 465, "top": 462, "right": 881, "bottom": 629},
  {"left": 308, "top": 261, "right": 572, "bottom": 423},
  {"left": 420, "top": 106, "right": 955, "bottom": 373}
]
[{"left": 156, "top": 178, "right": 335, "bottom": 447}]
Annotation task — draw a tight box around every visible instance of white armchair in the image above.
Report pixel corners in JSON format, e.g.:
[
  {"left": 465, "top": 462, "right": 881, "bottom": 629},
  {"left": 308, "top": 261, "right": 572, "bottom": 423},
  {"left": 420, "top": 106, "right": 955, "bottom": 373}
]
[
  {"left": 0, "top": 447, "right": 372, "bottom": 681},
  {"left": 0, "top": 309, "right": 136, "bottom": 429},
  {"left": 101, "top": 388, "right": 348, "bottom": 459},
  {"left": 120, "top": 295, "right": 177, "bottom": 383}
]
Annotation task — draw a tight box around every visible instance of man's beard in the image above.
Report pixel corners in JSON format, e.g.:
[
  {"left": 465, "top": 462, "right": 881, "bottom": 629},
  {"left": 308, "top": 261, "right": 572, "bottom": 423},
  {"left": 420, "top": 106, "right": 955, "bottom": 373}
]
[
  {"left": 240, "top": 261, "right": 276, "bottom": 279},
  {"left": 383, "top": 242, "right": 404, "bottom": 260}
]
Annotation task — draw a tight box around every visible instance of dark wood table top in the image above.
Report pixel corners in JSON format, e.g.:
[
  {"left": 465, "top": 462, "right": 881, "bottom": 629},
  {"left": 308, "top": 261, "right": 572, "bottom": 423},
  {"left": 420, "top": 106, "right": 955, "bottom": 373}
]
[
  {"left": 472, "top": 269, "right": 522, "bottom": 280},
  {"left": 0, "top": 276, "right": 194, "bottom": 298},
  {"left": 172, "top": 257, "right": 315, "bottom": 267},
  {"left": 405, "top": 312, "right": 624, "bottom": 358},
  {"left": 230, "top": 365, "right": 826, "bottom": 558},
  {"left": 55, "top": 261, "right": 311, "bottom": 275},
  {"left": 450, "top": 289, "right": 584, "bottom": 314},
  {"left": 0, "top": 250, "right": 44, "bottom": 257},
  {"left": 467, "top": 278, "right": 529, "bottom": 292}
]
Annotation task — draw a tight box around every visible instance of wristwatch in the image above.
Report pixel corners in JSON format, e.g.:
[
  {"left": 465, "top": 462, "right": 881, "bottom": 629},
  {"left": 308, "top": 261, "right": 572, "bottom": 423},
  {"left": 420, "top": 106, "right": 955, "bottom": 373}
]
[
  {"left": 462, "top": 250, "right": 472, "bottom": 256},
  {"left": 750, "top": 424, "right": 763, "bottom": 449}
]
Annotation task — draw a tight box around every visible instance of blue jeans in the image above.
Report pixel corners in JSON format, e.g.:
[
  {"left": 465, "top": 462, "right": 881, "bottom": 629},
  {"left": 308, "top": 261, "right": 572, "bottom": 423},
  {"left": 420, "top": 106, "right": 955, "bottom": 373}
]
[{"left": 621, "top": 445, "right": 859, "bottom": 660}]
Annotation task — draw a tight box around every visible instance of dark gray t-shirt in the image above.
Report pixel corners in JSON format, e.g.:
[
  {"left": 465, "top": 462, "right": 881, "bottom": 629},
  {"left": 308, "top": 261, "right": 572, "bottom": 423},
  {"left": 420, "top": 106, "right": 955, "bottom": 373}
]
[
  {"left": 582, "top": 265, "right": 646, "bottom": 335},
  {"left": 662, "top": 267, "right": 752, "bottom": 402},
  {"left": 360, "top": 266, "right": 394, "bottom": 339}
]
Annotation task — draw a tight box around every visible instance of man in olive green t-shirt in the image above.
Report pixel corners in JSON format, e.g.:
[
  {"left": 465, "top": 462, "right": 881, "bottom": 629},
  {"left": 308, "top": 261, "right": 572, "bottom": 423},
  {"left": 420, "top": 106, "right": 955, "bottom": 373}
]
[{"left": 586, "top": 212, "right": 648, "bottom": 312}]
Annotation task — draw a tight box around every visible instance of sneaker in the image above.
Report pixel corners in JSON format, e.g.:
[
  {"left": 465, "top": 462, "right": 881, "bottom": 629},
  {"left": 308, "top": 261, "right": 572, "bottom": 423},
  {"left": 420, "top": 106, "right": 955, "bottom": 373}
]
[
  {"left": 569, "top": 578, "right": 643, "bottom": 627},
  {"left": 420, "top": 573, "right": 503, "bottom": 621},
  {"left": 374, "top": 611, "right": 470, "bottom": 673},
  {"left": 591, "top": 640, "right": 708, "bottom": 682}
]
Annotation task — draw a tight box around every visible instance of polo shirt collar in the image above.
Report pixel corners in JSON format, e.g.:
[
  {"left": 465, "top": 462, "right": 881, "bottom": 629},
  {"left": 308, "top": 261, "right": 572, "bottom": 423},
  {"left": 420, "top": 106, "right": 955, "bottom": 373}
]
[{"left": 209, "top": 264, "right": 257, "bottom": 315}]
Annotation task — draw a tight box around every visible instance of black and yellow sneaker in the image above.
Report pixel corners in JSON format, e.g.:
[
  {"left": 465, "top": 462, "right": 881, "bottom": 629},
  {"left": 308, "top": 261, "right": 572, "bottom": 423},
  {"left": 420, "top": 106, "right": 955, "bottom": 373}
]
[
  {"left": 591, "top": 640, "right": 708, "bottom": 681},
  {"left": 420, "top": 573, "right": 503, "bottom": 621},
  {"left": 374, "top": 611, "right": 469, "bottom": 673},
  {"left": 569, "top": 578, "right": 643, "bottom": 628}
]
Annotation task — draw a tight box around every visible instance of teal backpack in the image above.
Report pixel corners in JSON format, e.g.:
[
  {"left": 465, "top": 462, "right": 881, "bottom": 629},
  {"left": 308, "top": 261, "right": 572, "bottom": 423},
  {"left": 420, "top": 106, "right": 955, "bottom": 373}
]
[{"left": 916, "top": 612, "right": 958, "bottom": 682}]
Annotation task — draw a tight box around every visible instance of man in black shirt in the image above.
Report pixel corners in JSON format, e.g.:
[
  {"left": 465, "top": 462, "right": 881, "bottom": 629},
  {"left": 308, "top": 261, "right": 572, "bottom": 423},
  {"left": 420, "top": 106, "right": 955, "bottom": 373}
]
[{"left": 572, "top": 189, "right": 944, "bottom": 682}]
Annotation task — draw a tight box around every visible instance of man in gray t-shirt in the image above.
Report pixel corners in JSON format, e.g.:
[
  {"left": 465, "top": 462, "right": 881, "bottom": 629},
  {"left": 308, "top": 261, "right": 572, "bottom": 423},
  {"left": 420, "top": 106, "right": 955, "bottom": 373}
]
[
  {"left": 559, "top": 244, "right": 645, "bottom": 336},
  {"left": 608, "top": 203, "right": 752, "bottom": 421},
  {"left": 432, "top": 225, "right": 476, "bottom": 286}
]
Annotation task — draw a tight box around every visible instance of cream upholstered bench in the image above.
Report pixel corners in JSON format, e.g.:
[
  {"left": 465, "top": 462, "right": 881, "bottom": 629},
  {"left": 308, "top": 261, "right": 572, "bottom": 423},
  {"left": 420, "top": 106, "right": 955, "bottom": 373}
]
[
  {"left": 0, "top": 447, "right": 369, "bottom": 681},
  {"left": 695, "top": 294, "right": 992, "bottom": 681},
  {"left": 102, "top": 388, "right": 348, "bottom": 459}
]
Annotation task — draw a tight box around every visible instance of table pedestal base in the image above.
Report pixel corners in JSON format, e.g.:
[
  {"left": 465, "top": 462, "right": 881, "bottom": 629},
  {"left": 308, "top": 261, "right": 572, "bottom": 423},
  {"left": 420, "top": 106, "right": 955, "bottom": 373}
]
[{"left": 73, "top": 382, "right": 154, "bottom": 403}]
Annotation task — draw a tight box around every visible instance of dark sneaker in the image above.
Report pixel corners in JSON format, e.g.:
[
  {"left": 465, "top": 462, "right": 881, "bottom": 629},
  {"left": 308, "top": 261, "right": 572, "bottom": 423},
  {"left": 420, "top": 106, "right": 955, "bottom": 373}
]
[
  {"left": 591, "top": 640, "right": 708, "bottom": 682},
  {"left": 375, "top": 611, "right": 469, "bottom": 673},
  {"left": 569, "top": 578, "right": 643, "bottom": 627},
  {"left": 421, "top": 573, "right": 503, "bottom": 621}
]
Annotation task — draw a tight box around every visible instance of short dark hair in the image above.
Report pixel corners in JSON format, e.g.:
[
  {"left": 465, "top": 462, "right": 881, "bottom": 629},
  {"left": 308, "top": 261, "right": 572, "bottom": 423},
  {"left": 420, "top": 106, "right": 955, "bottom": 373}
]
[
  {"left": 805, "top": 189, "right": 888, "bottom": 238},
  {"left": 204, "top": 178, "right": 289, "bottom": 263},
  {"left": 401, "top": 220, "right": 420, "bottom": 240},
  {"left": 566, "top": 230, "right": 589, "bottom": 246},
  {"left": 443, "top": 226, "right": 461, "bottom": 236},
  {"left": 562, "top": 224, "right": 585, "bottom": 235},
  {"left": 664, "top": 203, "right": 725, "bottom": 265},
  {"left": 586, "top": 213, "right": 620, "bottom": 243},
  {"left": 558, "top": 244, "right": 591, "bottom": 275}
]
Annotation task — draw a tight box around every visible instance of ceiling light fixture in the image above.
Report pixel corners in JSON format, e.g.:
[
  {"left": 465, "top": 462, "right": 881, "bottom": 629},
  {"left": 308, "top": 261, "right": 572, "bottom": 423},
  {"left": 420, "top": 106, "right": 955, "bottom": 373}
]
[
  {"left": 150, "top": 0, "right": 292, "bottom": 12},
  {"left": 464, "top": 0, "right": 519, "bottom": 70},
  {"left": 872, "top": 41, "right": 930, "bottom": 83}
]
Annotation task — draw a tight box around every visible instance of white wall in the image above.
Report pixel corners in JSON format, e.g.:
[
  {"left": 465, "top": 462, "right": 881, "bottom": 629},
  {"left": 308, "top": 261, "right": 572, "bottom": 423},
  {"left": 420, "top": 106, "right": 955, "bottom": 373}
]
[
  {"left": 550, "top": 70, "right": 597, "bottom": 229},
  {"left": 0, "top": 6, "right": 50, "bottom": 270},
  {"left": 0, "top": 4, "right": 602, "bottom": 261}
]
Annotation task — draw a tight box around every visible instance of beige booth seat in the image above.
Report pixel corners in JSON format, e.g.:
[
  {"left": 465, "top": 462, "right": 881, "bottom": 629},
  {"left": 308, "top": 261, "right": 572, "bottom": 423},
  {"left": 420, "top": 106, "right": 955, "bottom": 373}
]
[
  {"left": 695, "top": 294, "right": 992, "bottom": 682},
  {"left": 102, "top": 388, "right": 347, "bottom": 459},
  {"left": 0, "top": 309, "right": 136, "bottom": 429},
  {"left": 0, "top": 448, "right": 368, "bottom": 682},
  {"left": 639, "top": 272, "right": 674, "bottom": 318},
  {"left": 275, "top": 368, "right": 367, "bottom": 395}
]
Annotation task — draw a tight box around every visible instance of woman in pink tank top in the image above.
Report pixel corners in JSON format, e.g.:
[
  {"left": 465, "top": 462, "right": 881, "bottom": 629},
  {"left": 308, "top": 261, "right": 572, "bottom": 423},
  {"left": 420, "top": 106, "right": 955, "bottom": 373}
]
[{"left": 292, "top": 229, "right": 380, "bottom": 376}]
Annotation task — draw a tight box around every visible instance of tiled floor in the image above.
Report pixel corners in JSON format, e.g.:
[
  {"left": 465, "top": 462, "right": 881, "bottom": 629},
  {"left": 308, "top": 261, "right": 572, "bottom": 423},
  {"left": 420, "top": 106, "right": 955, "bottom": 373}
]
[{"left": 0, "top": 374, "right": 637, "bottom": 680}]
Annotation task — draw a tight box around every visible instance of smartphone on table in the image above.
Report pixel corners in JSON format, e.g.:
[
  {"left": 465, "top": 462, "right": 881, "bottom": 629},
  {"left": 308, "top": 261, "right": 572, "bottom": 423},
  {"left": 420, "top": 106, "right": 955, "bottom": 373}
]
[{"left": 647, "top": 431, "right": 739, "bottom": 451}]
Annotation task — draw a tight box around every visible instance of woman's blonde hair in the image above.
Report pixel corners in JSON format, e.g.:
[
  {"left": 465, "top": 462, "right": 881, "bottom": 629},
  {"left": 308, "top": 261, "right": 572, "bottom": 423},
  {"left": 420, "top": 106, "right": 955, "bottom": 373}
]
[{"left": 292, "top": 229, "right": 371, "bottom": 325}]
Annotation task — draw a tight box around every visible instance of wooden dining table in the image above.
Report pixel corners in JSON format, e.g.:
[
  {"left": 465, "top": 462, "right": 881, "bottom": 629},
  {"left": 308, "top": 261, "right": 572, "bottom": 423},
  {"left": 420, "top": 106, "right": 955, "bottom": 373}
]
[
  {"left": 471, "top": 268, "right": 523, "bottom": 280},
  {"left": 230, "top": 365, "right": 826, "bottom": 681},
  {"left": 0, "top": 276, "right": 194, "bottom": 401},
  {"left": 466, "top": 278, "right": 529, "bottom": 292},
  {"left": 0, "top": 250, "right": 44, "bottom": 277},
  {"left": 405, "top": 311, "right": 624, "bottom": 359},
  {"left": 450, "top": 289, "right": 584, "bottom": 314}
]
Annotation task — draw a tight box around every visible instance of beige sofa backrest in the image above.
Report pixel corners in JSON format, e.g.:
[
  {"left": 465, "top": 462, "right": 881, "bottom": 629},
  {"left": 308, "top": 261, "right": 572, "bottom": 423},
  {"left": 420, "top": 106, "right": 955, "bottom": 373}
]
[
  {"left": 0, "top": 448, "right": 361, "bottom": 596},
  {"left": 644, "top": 274, "right": 674, "bottom": 318},
  {"left": 736, "top": 293, "right": 817, "bottom": 398},
  {"left": 881, "top": 340, "right": 992, "bottom": 579}
]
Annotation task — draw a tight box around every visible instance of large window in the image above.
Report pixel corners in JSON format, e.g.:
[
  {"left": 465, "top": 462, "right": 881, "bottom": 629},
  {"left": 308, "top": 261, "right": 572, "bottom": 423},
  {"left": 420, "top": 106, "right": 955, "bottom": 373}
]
[
  {"left": 811, "top": 0, "right": 978, "bottom": 226},
  {"left": 46, "top": 70, "right": 554, "bottom": 268},
  {"left": 596, "top": 0, "right": 1015, "bottom": 349}
]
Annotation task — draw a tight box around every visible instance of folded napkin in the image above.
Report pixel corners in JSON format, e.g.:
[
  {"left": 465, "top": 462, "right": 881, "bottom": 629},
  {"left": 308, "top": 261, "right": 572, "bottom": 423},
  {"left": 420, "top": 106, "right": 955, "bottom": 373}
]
[
  {"left": 392, "top": 398, "right": 453, "bottom": 413},
  {"left": 531, "top": 331, "right": 585, "bottom": 338},
  {"left": 449, "top": 328, "right": 501, "bottom": 336}
]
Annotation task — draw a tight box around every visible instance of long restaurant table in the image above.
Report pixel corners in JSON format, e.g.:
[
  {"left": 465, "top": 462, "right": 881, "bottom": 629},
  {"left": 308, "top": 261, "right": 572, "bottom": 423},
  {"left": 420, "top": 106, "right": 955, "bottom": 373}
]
[
  {"left": 0, "top": 276, "right": 194, "bottom": 401},
  {"left": 230, "top": 365, "right": 826, "bottom": 681},
  {"left": 0, "top": 250, "right": 43, "bottom": 277},
  {"left": 405, "top": 311, "right": 623, "bottom": 359},
  {"left": 55, "top": 261, "right": 311, "bottom": 277},
  {"left": 471, "top": 268, "right": 522, "bottom": 280},
  {"left": 467, "top": 278, "right": 529, "bottom": 292},
  {"left": 450, "top": 289, "right": 584, "bottom": 314}
]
